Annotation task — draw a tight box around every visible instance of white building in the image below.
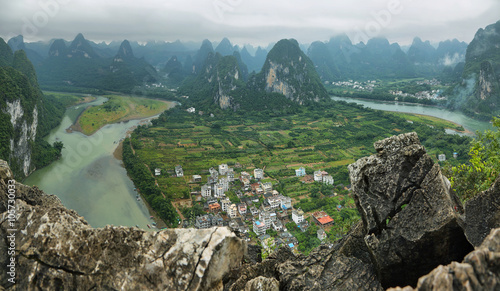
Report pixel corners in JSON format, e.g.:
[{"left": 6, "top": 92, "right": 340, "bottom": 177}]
[
  {"left": 187, "top": 107, "right": 196, "bottom": 113},
  {"left": 323, "top": 175, "right": 334, "bottom": 185},
  {"left": 280, "top": 196, "right": 292, "bottom": 210},
  {"left": 227, "top": 168, "right": 235, "bottom": 182},
  {"left": 219, "top": 164, "right": 228, "bottom": 175},
  {"left": 314, "top": 170, "right": 323, "bottom": 182},
  {"left": 201, "top": 184, "right": 212, "bottom": 198},
  {"left": 261, "top": 182, "right": 273, "bottom": 193},
  {"left": 295, "top": 167, "right": 306, "bottom": 177},
  {"left": 229, "top": 204, "right": 238, "bottom": 218},
  {"left": 213, "top": 183, "right": 225, "bottom": 198},
  {"left": 292, "top": 209, "right": 305, "bottom": 225},
  {"left": 175, "top": 165, "right": 184, "bottom": 177},
  {"left": 219, "top": 177, "right": 229, "bottom": 191},
  {"left": 438, "top": 154, "right": 446, "bottom": 162},
  {"left": 254, "top": 168, "right": 264, "bottom": 180},
  {"left": 253, "top": 220, "right": 267, "bottom": 236},
  {"left": 267, "top": 196, "right": 281, "bottom": 209},
  {"left": 209, "top": 167, "right": 219, "bottom": 179},
  {"left": 154, "top": 168, "right": 161, "bottom": 176},
  {"left": 259, "top": 211, "right": 271, "bottom": 229},
  {"left": 220, "top": 199, "right": 231, "bottom": 212}
]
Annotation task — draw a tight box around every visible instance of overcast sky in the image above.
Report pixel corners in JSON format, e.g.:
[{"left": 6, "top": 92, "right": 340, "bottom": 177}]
[{"left": 1, "top": 0, "right": 499, "bottom": 46}]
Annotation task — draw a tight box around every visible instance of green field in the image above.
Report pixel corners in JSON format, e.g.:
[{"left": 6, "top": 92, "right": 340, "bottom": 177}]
[
  {"left": 130, "top": 101, "right": 472, "bottom": 201},
  {"left": 77, "top": 95, "right": 173, "bottom": 135}
]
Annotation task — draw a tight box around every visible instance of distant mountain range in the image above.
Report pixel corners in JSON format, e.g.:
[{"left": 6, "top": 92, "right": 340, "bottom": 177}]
[{"left": 5, "top": 20, "right": 500, "bottom": 118}]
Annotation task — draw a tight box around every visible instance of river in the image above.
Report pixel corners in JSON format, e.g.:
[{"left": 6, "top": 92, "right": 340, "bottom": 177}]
[
  {"left": 24, "top": 97, "right": 157, "bottom": 229},
  {"left": 331, "top": 96, "right": 493, "bottom": 135}
]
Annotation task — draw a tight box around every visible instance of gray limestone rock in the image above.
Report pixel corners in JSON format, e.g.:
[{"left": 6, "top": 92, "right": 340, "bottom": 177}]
[
  {"left": 348, "top": 132, "right": 473, "bottom": 288},
  {"left": 0, "top": 160, "right": 245, "bottom": 290},
  {"left": 464, "top": 174, "right": 500, "bottom": 246}
]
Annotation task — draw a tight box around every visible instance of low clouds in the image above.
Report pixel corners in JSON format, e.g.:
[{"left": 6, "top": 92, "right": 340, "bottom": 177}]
[{"left": 1, "top": 0, "right": 499, "bottom": 45}]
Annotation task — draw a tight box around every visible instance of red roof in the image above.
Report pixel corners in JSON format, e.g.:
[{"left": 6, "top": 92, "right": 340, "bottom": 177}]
[{"left": 317, "top": 216, "right": 334, "bottom": 225}]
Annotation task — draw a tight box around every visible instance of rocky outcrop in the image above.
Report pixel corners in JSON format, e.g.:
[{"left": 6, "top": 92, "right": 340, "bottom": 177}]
[
  {"left": 464, "top": 174, "right": 500, "bottom": 246},
  {"left": 389, "top": 228, "right": 500, "bottom": 291},
  {"left": 348, "top": 132, "right": 473, "bottom": 288},
  {"left": 0, "top": 160, "right": 245, "bottom": 290}
]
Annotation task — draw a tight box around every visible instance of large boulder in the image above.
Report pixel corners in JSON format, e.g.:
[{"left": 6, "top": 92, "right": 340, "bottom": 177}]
[
  {"left": 348, "top": 132, "right": 473, "bottom": 288},
  {"left": 0, "top": 160, "right": 245, "bottom": 290},
  {"left": 464, "top": 174, "right": 500, "bottom": 246}
]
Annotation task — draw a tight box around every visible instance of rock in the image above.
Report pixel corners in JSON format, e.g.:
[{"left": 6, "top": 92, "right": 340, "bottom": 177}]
[
  {"left": 227, "top": 227, "right": 382, "bottom": 291},
  {"left": 464, "top": 174, "right": 500, "bottom": 246},
  {"left": 244, "top": 276, "right": 279, "bottom": 291},
  {"left": 348, "top": 132, "right": 473, "bottom": 288},
  {"left": 389, "top": 228, "right": 500, "bottom": 291},
  {"left": 0, "top": 160, "right": 245, "bottom": 290}
]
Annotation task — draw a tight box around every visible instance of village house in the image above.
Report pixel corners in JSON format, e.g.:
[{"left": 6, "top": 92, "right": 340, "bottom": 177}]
[
  {"left": 220, "top": 199, "right": 231, "bottom": 212},
  {"left": 249, "top": 206, "right": 259, "bottom": 216},
  {"left": 219, "top": 177, "right": 229, "bottom": 191},
  {"left": 292, "top": 208, "right": 305, "bottom": 225},
  {"left": 280, "top": 195, "right": 292, "bottom": 210},
  {"left": 195, "top": 214, "right": 211, "bottom": 229},
  {"left": 312, "top": 211, "right": 335, "bottom": 227},
  {"left": 267, "top": 196, "right": 281, "bottom": 209},
  {"left": 317, "top": 228, "right": 327, "bottom": 240},
  {"left": 211, "top": 214, "right": 223, "bottom": 226},
  {"left": 229, "top": 204, "right": 238, "bottom": 219},
  {"left": 201, "top": 184, "right": 211, "bottom": 197},
  {"left": 186, "top": 107, "right": 196, "bottom": 113},
  {"left": 219, "top": 164, "right": 228, "bottom": 175},
  {"left": 438, "top": 154, "right": 446, "bottom": 162},
  {"left": 175, "top": 165, "right": 184, "bottom": 177},
  {"left": 259, "top": 211, "right": 271, "bottom": 229},
  {"left": 209, "top": 167, "right": 219, "bottom": 179},
  {"left": 261, "top": 182, "right": 273, "bottom": 193},
  {"left": 154, "top": 168, "right": 161, "bottom": 176},
  {"left": 238, "top": 203, "right": 247, "bottom": 216},
  {"left": 254, "top": 168, "right": 264, "bottom": 180},
  {"left": 214, "top": 183, "right": 225, "bottom": 198},
  {"left": 295, "top": 167, "right": 306, "bottom": 177},
  {"left": 253, "top": 220, "right": 267, "bottom": 236},
  {"left": 272, "top": 220, "right": 283, "bottom": 231},
  {"left": 314, "top": 170, "right": 323, "bottom": 182},
  {"left": 323, "top": 175, "right": 334, "bottom": 185},
  {"left": 208, "top": 203, "right": 221, "bottom": 213},
  {"left": 192, "top": 175, "right": 202, "bottom": 182},
  {"left": 227, "top": 168, "right": 235, "bottom": 182}
]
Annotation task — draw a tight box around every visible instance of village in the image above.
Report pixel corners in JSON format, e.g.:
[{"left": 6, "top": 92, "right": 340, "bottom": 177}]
[{"left": 154, "top": 163, "right": 344, "bottom": 255}]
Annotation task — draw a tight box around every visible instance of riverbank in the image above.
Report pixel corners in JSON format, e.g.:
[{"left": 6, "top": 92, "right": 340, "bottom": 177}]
[
  {"left": 69, "top": 95, "right": 174, "bottom": 135},
  {"left": 331, "top": 96, "right": 493, "bottom": 135}
]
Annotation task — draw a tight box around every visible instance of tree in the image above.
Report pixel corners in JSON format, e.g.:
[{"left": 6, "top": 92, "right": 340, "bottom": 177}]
[{"left": 449, "top": 117, "right": 500, "bottom": 201}]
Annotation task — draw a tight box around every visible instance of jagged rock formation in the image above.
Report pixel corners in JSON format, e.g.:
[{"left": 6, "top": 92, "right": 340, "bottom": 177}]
[
  {"left": 348, "top": 132, "right": 473, "bottom": 288},
  {"left": 0, "top": 160, "right": 245, "bottom": 290},
  {"left": 389, "top": 228, "right": 500, "bottom": 291},
  {"left": 464, "top": 174, "right": 500, "bottom": 246}
]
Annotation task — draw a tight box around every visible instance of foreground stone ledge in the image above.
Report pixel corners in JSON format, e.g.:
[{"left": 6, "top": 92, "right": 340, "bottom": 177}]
[{"left": 0, "top": 160, "right": 245, "bottom": 291}]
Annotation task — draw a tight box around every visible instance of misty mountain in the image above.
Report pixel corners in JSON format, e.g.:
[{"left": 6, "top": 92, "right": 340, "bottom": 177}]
[
  {"left": 455, "top": 20, "right": 500, "bottom": 119},
  {"left": 7, "top": 35, "right": 44, "bottom": 67},
  {"left": 37, "top": 34, "right": 158, "bottom": 92},
  {"left": 215, "top": 37, "right": 236, "bottom": 56},
  {"left": 253, "top": 38, "right": 328, "bottom": 104},
  {"left": 193, "top": 39, "right": 215, "bottom": 74},
  {"left": 407, "top": 37, "right": 436, "bottom": 64}
]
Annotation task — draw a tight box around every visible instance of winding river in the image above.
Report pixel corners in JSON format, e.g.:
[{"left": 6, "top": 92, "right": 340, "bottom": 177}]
[
  {"left": 24, "top": 97, "right": 158, "bottom": 229},
  {"left": 331, "top": 96, "right": 494, "bottom": 135}
]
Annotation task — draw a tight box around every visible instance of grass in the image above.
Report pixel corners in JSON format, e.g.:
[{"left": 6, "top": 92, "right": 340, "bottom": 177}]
[
  {"left": 387, "top": 112, "right": 465, "bottom": 132},
  {"left": 77, "top": 95, "right": 173, "bottom": 135},
  {"left": 43, "top": 91, "right": 96, "bottom": 107}
]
